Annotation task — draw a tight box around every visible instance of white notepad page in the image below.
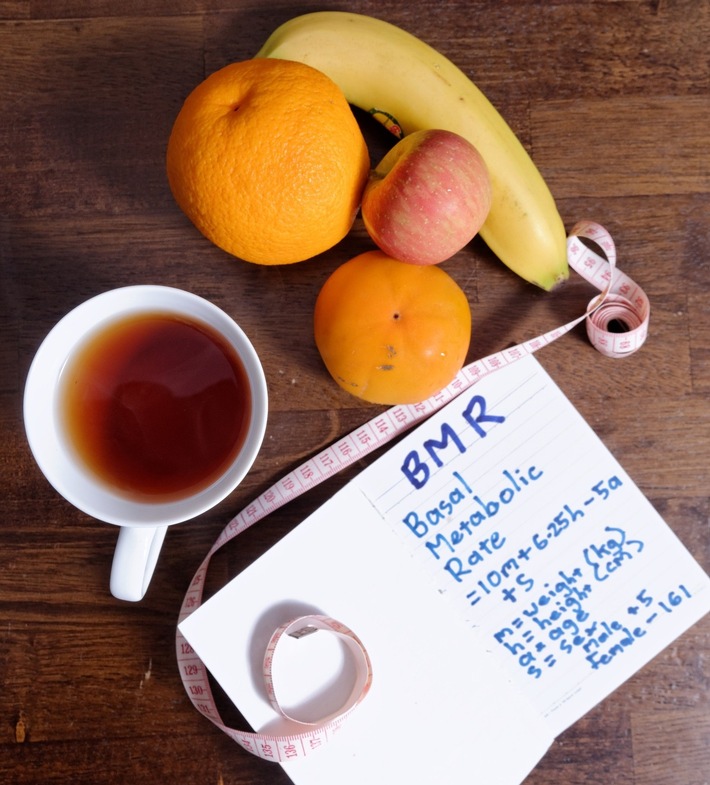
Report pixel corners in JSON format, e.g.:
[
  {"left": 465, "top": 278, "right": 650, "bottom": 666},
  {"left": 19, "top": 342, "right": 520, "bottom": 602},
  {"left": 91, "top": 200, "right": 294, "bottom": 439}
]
[{"left": 180, "top": 355, "right": 710, "bottom": 784}]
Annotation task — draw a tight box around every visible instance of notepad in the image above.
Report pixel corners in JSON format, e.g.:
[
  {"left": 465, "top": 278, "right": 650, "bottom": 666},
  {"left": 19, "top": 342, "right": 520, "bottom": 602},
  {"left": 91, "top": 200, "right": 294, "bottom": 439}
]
[{"left": 179, "top": 355, "right": 710, "bottom": 784}]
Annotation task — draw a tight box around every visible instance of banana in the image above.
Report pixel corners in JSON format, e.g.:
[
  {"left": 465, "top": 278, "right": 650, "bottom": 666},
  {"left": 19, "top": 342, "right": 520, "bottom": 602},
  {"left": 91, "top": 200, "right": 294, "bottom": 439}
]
[{"left": 255, "top": 11, "right": 569, "bottom": 290}]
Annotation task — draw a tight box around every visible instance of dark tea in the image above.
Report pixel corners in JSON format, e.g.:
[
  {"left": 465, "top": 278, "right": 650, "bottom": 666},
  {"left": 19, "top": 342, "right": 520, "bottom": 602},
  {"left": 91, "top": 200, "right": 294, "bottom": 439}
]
[{"left": 59, "top": 311, "right": 252, "bottom": 502}]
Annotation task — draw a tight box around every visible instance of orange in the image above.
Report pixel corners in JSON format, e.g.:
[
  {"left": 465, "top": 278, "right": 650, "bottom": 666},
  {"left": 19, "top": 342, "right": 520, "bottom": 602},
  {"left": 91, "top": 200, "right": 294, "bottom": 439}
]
[
  {"left": 166, "top": 59, "right": 370, "bottom": 265},
  {"left": 314, "top": 251, "right": 471, "bottom": 405}
]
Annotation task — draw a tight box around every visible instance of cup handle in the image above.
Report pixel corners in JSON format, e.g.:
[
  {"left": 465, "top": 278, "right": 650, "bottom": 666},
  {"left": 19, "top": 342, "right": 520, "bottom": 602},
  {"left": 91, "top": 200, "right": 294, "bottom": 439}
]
[{"left": 109, "top": 525, "right": 168, "bottom": 602}]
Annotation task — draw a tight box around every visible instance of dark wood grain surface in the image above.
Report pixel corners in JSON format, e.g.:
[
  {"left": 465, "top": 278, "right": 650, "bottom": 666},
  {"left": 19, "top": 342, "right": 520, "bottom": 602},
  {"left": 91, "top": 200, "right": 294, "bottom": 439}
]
[{"left": 2, "top": 1, "right": 708, "bottom": 783}]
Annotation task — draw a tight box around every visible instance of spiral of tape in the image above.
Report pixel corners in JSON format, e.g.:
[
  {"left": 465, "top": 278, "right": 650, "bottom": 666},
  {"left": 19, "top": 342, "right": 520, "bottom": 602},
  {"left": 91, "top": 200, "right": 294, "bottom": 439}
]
[
  {"left": 566, "top": 220, "right": 649, "bottom": 358},
  {"left": 263, "top": 616, "right": 373, "bottom": 728},
  {"left": 178, "top": 613, "right": 372, "bottom": 762},
  {"left": 176, "top": 221, "right": 650, "bottom": 761}
]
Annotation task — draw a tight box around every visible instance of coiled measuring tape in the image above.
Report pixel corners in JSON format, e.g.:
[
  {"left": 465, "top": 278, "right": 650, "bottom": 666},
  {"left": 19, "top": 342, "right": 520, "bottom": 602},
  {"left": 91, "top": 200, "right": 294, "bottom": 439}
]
[{"left": 176, "top": 221, "right": 650, "bottom": 762}]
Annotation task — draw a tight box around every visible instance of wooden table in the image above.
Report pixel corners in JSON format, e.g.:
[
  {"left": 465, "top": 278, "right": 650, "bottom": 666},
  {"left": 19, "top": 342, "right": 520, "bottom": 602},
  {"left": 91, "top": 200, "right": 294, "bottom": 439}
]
[{"left": 2, "top": 2, "right": 708, "bottom": 783}]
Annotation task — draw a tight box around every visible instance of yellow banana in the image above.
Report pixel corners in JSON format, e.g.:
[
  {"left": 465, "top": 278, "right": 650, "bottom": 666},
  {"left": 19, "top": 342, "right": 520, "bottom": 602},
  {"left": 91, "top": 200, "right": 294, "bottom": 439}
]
[{"left": 256, "top": 11, "right": 569, "bottom": 290}]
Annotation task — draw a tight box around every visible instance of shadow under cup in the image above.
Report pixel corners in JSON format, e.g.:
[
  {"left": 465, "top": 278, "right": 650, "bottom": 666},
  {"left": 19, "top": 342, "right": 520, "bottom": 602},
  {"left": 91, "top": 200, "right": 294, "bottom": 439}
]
[{"left": 23, "top": 286, "right": 268, "bottom": 597}]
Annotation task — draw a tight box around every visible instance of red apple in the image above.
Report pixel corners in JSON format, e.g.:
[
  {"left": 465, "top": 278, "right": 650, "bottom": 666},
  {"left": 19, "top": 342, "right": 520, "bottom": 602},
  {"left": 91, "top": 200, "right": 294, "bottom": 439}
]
[{"left": 361, "top": 129, "right": 492, "bottom": 265}]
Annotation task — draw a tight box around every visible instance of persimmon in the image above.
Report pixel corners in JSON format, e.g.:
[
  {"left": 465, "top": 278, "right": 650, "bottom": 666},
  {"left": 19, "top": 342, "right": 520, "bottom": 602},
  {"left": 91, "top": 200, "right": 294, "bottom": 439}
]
[{"left": 314, "top": 251, "right": 471, "bottom": 404}]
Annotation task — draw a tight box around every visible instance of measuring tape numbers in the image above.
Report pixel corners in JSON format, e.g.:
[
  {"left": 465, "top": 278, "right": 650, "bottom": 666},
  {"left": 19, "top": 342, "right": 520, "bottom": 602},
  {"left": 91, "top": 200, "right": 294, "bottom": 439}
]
[
  {"left": 178, "top": 613, "right": 372, "bottom": 761},
  {"left": 176, "top": 221, "right": 650, "bottom": 762}
]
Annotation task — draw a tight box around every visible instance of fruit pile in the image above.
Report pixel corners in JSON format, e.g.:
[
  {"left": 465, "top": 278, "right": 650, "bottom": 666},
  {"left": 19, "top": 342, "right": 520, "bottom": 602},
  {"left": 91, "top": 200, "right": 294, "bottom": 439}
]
[{"left": 166, "top": 12, "right": 569, "bottom": 406}]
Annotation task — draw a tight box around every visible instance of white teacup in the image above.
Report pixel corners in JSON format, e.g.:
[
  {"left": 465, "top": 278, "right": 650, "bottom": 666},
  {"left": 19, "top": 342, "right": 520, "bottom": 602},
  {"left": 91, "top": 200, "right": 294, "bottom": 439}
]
[{"left": 23, "top": 285, "right": 268, "bottom": 602}]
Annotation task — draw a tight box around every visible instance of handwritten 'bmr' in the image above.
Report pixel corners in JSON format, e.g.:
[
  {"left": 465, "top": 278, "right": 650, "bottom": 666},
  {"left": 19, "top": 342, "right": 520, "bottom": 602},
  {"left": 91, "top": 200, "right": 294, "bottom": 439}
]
[{"left": 400, "top": 394, "right": 505, "bottom": 489}]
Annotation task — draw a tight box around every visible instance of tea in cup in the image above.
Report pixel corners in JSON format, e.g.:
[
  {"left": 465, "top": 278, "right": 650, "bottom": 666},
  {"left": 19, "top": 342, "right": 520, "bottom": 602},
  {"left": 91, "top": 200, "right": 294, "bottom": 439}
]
[{"left": 24, "top": 285, "right": 268, "bottom": 601}]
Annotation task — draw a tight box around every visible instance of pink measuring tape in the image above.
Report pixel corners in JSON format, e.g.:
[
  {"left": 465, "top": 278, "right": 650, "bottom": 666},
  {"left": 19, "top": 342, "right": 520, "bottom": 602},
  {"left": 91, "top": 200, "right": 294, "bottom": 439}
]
[{"left": 176, "top": 221, "right": 650, "bottom": 761}]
